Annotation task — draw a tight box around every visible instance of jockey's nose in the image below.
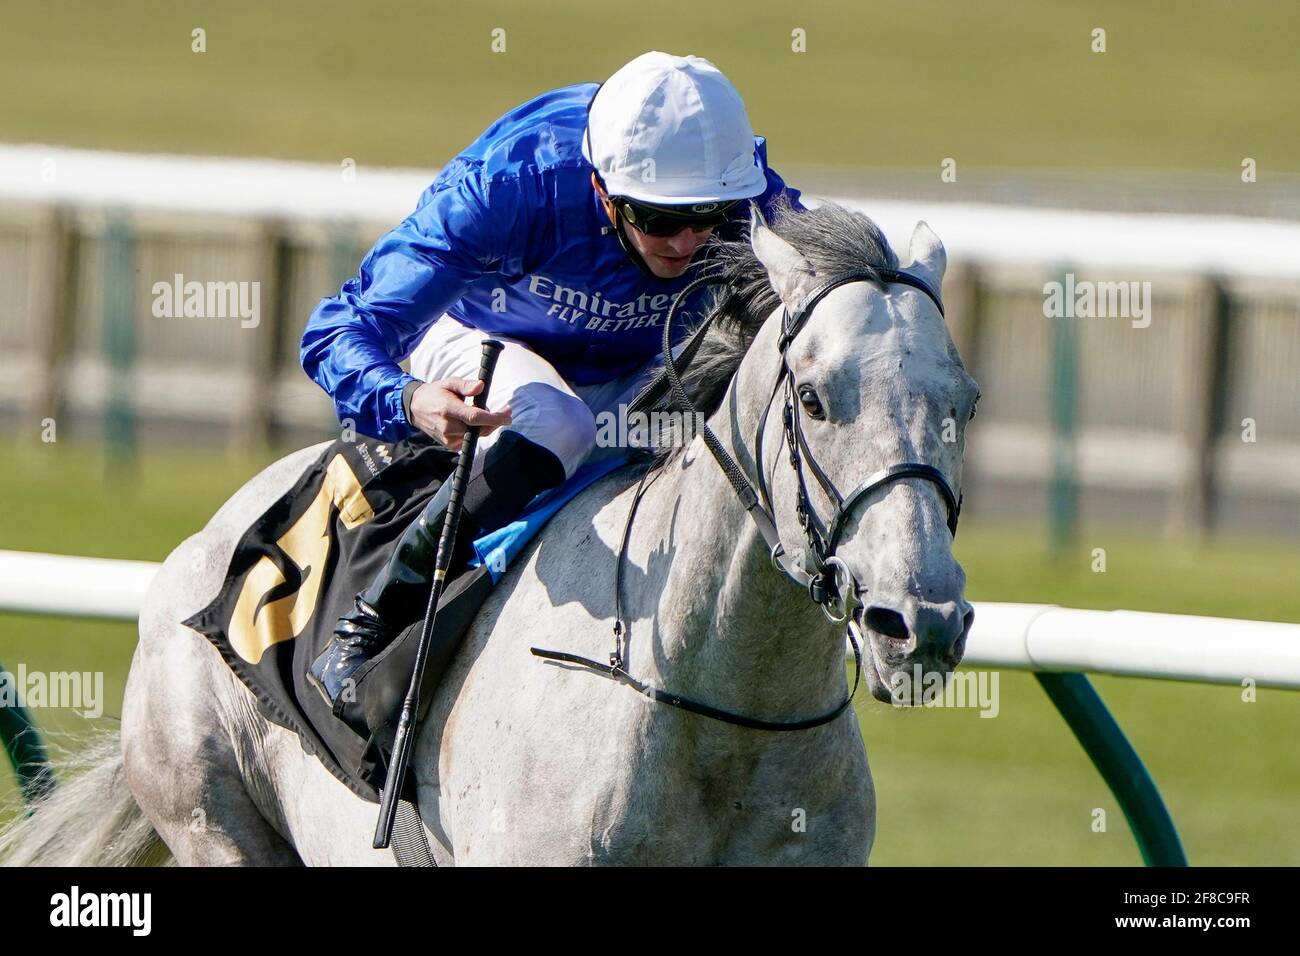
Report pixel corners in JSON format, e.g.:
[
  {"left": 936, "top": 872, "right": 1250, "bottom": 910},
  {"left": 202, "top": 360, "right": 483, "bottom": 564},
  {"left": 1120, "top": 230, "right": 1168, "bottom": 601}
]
[
  {"left": 666, "top": 227, "right": 710, "bottom": 254},
  {"left": 863, "top": 599, "right": 973, "bottom": 661}
]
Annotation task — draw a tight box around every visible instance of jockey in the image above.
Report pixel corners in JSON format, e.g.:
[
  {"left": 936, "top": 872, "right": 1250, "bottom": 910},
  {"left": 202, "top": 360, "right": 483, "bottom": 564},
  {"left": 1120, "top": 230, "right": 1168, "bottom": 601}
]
[{"left": 302, "top": 51, "right": 804, "bottom": 706}]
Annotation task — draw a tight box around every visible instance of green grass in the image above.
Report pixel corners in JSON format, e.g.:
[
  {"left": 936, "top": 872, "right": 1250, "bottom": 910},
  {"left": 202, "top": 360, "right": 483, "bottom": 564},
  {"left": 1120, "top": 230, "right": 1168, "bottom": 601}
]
[
  {"left": 860, "top": 672, "right": 1300, "bottom": 866},
  {"left": 2, "top": 441, "right": 1298, "bottom": 863},
  {"left": 3, "top": 1, "right": 1298, "bottom": 171},
  {"left": 866, "top": 523, "right": 1300, "bottom": 865}
]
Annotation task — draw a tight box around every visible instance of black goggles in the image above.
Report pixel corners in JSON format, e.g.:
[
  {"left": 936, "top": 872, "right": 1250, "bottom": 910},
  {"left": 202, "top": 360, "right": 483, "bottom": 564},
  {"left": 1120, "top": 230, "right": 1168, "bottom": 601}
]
[{"left": 612, "top": 195, "right": 739, "bottom": 236}]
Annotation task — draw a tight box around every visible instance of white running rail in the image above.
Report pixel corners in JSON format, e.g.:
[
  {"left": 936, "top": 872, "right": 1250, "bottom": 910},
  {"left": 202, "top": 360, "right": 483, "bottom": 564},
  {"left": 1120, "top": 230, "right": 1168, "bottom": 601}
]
[
  {"left": 2, "top": 549, "right": 1297, "bottom": 689},
  {"left": 0, "top": 549, "right": 159, "bottom": 622},
  {"left": 4, "top": 144, "right": 1300, "bottom": 277}
]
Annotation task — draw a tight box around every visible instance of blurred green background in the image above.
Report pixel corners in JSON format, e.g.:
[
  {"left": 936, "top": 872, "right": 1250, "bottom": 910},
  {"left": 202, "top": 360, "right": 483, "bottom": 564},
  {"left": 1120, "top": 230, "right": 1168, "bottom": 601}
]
[
  {"left": 2, "top": 1, "right": 1298, "bottom": 864},
  {"left": 2, "top": 443, "right": 1298, "bottom": 864},
  {"left": 2, "top": 0, "right": 1297, "bottom": 171}
]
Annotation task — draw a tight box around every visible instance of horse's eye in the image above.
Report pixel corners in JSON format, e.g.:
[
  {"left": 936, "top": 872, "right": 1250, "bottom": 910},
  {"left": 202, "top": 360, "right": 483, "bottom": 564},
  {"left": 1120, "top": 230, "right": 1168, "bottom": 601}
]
[{"left": 798, "top": 385, "right": 825, "bottom": 420}]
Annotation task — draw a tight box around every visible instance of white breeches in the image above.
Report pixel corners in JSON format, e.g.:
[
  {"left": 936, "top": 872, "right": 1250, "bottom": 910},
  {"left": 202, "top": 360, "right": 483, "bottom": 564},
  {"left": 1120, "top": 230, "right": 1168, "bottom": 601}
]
[{"left": 408, "top": 315, "right": 668, "bottom": 481}]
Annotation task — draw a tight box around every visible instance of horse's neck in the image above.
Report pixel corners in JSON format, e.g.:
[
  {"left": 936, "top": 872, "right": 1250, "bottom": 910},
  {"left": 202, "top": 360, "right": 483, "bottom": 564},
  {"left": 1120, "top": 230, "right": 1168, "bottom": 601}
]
[{"left": 629, "top": 360, "right": 849, "bottom": 725}]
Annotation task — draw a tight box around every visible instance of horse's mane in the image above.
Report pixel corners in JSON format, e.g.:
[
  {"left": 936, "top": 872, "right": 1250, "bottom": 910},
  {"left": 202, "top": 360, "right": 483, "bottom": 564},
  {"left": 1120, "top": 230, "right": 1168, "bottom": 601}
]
[{"left": 648, "top": 193, "right": 900, "bottom": 464}]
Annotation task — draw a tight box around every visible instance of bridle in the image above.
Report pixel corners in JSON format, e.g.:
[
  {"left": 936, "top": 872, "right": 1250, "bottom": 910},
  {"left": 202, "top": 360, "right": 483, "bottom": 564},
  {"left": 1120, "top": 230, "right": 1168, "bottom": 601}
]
[
  {"left": 531, "top": 262, "right": 963, "bottom": 731},
  {"left": 754, "top": 269, "right": 961, "bottom": 622}
]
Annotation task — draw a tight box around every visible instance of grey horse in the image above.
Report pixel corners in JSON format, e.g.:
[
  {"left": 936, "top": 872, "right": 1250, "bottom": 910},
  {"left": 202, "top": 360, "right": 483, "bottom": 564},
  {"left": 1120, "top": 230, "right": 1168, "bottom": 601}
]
[{"left": 1, "top": 200, "right": 977, "bottom": 865}]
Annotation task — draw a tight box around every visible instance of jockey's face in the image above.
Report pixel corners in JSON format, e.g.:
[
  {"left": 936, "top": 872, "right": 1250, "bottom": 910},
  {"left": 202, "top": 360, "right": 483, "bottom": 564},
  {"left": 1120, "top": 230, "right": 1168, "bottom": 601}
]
[{"left": 592, "top": 173, "right": 715, "bottom": 279}]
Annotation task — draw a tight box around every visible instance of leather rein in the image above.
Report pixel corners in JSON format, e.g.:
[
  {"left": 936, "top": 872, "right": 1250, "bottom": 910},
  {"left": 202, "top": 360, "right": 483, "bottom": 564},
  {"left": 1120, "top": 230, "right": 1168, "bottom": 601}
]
[{"left": 531, "top": 266, "right": 961, "bottom": 731}]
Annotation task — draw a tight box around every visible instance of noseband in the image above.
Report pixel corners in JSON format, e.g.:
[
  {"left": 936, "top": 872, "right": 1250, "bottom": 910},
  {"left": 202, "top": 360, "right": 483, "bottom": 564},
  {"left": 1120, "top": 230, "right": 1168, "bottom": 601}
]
[{"left": 531, "top": 263, "right": 963, "bottom": 731}]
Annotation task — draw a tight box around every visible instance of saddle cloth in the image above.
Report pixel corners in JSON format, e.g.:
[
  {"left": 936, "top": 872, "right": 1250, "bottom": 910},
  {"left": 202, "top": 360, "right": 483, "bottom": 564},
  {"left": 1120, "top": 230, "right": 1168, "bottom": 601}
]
[{"left": 183, "top": 431, "right": 633, "bottom": 803}]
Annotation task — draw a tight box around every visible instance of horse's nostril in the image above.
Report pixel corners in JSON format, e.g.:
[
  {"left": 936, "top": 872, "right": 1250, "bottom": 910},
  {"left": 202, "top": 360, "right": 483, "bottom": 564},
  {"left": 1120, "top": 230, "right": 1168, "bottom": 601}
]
[
  {"left": 962, "top": 606, "right": 975, "bottom": 634},
  {"left": 864, "top": 606, "right": 909, "bottom": 641}
]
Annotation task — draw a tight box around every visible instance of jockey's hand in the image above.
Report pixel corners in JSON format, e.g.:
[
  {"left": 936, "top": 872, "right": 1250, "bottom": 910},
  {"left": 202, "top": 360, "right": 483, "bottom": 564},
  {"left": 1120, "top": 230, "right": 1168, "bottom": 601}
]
[{"left": 409, "top": 378, "right": 513, "bottom": 452}]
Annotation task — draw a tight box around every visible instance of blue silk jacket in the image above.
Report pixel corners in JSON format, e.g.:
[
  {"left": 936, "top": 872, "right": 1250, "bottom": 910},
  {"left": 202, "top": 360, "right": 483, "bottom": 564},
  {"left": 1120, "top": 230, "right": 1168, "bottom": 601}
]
[{"left": 300, "top": 81, "right": 803, "bottom": 441}]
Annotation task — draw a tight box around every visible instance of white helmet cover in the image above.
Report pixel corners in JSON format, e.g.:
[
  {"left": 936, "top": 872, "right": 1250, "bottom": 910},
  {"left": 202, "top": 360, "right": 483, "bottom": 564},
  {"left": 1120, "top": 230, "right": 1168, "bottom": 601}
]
[{"left": 582, "top": 51, "right": 768, "bottom": 205}]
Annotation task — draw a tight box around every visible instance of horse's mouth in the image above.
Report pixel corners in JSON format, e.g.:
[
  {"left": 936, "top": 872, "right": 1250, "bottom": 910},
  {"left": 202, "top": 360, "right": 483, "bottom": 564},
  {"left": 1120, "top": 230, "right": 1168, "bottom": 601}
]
[
  {"left": 858, "top": 622, "right": 970, "bottom": 706},
  {"left": 860, "top": 636, "right": 895, "bottom": 703}
]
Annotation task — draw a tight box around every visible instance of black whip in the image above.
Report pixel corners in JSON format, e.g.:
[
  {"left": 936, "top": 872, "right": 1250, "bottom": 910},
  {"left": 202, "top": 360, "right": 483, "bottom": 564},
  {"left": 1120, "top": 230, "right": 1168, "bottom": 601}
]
[{"left": 373, "top": 338, "right": 504, "bottom": 850}]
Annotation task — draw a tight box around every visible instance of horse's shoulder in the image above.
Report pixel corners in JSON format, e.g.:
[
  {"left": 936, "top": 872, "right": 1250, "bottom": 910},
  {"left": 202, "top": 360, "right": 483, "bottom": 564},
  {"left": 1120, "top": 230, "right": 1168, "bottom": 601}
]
[{"left": 560, "top": 464, "right": 649, "bottom": 525}]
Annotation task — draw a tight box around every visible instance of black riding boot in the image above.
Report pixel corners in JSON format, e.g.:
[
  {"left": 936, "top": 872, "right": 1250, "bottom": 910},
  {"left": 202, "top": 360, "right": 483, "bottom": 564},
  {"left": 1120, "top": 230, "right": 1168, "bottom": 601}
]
[{"left": 307, "top": 431, "right": 567, "bottom": 708}]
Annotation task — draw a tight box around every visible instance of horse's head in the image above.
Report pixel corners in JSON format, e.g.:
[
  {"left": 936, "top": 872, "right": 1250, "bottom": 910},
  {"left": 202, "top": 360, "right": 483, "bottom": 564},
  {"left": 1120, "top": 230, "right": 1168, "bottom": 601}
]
[{"left": 746, "top": 202, "right": 978, "bottom": 704}]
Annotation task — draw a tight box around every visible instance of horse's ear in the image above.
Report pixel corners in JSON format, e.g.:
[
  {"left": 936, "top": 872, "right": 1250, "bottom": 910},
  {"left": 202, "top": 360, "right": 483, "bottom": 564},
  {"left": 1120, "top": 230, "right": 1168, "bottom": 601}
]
[
  {"left": 905, "top": 220, "right": 947, "bottom": 292},
  {"left": 749, "top": 201, "right": 818, "bottom": 311}
]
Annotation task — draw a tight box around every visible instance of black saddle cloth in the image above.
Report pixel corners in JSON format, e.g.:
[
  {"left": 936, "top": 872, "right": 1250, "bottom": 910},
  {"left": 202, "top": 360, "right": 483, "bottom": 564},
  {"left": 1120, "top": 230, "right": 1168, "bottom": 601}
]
[{"left": 184, "top": 432, "right": 493, "bottom": 803}]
